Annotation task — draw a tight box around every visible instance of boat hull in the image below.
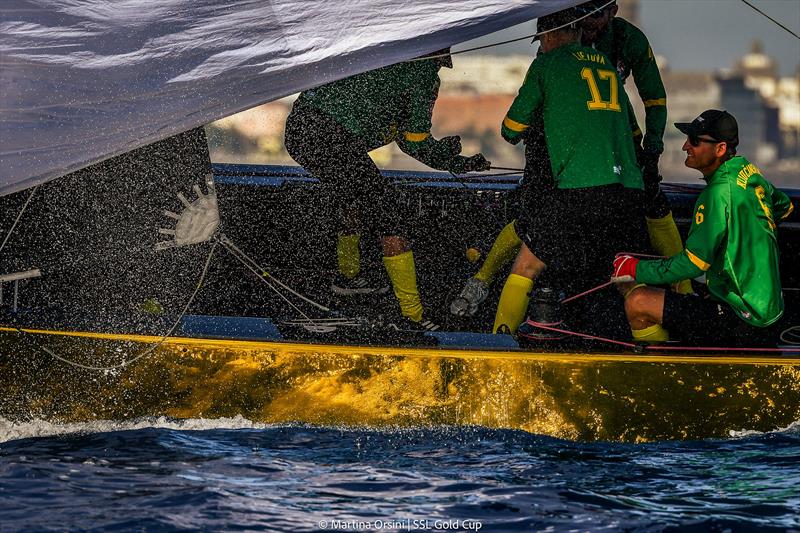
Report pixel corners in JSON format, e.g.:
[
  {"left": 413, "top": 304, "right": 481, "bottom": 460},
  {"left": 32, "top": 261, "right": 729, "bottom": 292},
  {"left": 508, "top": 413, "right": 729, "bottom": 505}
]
[{"left": 2, "top": 328, "right": 798, "bottom": 442}]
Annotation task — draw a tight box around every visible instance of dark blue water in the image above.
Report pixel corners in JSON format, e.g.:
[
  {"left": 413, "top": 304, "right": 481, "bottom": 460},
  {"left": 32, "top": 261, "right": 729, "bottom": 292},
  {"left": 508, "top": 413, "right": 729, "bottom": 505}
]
[{"left": 1, "top": 420, "right": 799, "bottom": 532}]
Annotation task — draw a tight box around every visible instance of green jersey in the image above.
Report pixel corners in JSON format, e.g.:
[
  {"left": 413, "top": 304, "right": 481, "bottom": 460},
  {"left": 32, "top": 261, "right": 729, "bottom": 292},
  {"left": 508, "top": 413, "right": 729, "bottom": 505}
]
[
  {"left": 636, "top": 156, "right": 794, "bottom": 327},
  {"left": 501, "top": 42, "right": 642, "bottom": 190},
  {"left": 296, "top": 60, "right": 457, "bottom": 170},
  {"left": 588, "top": 17, "right": 667, "bottom": 155}
]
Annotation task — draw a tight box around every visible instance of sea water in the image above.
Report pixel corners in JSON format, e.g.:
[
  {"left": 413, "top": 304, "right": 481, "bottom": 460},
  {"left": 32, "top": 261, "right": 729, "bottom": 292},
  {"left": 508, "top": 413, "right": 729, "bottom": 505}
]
[{"left": 1, "top": 417, "right": 798, "bottom": 532}]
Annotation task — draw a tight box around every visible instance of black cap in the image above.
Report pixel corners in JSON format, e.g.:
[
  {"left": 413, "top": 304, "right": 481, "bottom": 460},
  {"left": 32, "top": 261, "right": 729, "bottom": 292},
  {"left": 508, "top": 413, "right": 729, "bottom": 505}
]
[
  {"left": 675, "top": 110, "right": 739, "bottom": 147},
  {"left": 534, "top": 8, "right": 579, "bottom": 41}
]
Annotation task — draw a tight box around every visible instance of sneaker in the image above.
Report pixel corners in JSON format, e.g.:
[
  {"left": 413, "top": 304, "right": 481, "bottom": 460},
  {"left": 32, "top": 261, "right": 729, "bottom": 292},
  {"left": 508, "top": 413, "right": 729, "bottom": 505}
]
[
  {"left": 331, "top": 275, "right": 390, "bottom": 296},
  {"left": 449, "top": 277, "right": 489, "bottom": 317},
  {"left": 389, "top": 317, "right": 442, "bottom": 332}
]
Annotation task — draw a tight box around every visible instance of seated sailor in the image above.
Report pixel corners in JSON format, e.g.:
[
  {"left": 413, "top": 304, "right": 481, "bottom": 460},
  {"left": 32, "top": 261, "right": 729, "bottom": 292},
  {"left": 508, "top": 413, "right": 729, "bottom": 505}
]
[
  {"left": 284, "top": 49, "right": 490, "bottom": 329},
  {"left": 611, "top": 110, "right": 794, "bottom": 346},
  {"left": 491, "top": 8, "right": 646, "bottom": 335}
]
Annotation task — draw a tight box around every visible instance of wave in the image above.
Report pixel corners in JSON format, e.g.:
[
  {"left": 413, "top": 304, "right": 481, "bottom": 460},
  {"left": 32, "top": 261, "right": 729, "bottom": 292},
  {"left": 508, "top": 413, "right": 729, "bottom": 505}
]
[
  {"left": 3, "top": 415, "right": 799, "bottom": 445},
  {"left": 0, "top": 415, "right": 272, "bottom": 444}
]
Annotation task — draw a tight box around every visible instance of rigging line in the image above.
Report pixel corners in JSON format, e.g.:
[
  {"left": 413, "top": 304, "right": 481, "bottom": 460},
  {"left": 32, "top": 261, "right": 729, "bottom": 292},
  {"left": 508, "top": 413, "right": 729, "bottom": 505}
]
[
  {"left": 216, "top": 237, "right": 322, "bottom": 327},
  {"left": 17, "top": 240, "right": 219, "bottom": 371},
  {"left": 740, "top": 0, "right": 800, "bottom": 39},
  {"left": 490, "top": 166, "right": 525, "bottom": 173},
  {"left": 216, "top": 234, "right": 331, "bottom": 313},
  {"left": 560, "top": 281, "right": 612, "bottom": 305},
  {"left": 408, "top": 0, "right": 617, "bottom": 61},
  {"left": 0, "top": 185, "right": 39, "bottom": 255}
]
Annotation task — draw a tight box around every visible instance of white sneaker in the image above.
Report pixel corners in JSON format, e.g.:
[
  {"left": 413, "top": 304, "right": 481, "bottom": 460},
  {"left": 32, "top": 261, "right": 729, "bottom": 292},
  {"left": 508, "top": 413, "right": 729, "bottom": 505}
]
[{"left": 449, "top": 277, "right": 489, "bottom": 317}]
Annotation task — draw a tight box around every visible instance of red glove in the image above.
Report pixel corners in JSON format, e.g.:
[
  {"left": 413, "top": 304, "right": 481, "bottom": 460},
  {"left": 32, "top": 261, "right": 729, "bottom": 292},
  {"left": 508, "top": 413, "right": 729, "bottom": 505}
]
[{"left": 611, "top": 255, "right": 639, "bottom": 283}]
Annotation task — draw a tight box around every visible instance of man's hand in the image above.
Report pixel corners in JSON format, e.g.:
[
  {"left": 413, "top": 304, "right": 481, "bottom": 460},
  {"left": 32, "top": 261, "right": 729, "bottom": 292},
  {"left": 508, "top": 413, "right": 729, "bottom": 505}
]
[
  {"left": 639, "top": 151, "right": 661, "bottom": 185},
  {"left": 449, "top": 153, "right": 491, "bottom": 173},
  {"left": 439, "top": 136, "right": 462, "bottom": 157},
  {"left": 611, "top": 255, "right": 639, "bottom": 283}
]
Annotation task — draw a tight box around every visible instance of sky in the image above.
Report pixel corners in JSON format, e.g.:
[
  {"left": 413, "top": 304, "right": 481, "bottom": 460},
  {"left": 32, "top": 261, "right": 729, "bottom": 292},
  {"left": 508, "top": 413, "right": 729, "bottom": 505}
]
[{"left": 455, "top": 0, "right": 800, "bottom": 76}]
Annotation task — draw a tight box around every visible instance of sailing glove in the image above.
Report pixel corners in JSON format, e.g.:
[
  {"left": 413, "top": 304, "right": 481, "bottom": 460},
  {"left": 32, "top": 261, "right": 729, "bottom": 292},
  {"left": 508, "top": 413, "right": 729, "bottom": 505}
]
[
  {"left": 449, "top": 153, "right": 491, "bottom": 173},
  {"left": 611, "top": 254, "right": 639, "bottom": 283}
]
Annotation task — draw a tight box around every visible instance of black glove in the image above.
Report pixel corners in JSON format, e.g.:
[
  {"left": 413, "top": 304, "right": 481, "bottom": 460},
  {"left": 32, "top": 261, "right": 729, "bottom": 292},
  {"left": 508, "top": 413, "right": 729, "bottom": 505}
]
[
  {"left": 638, "top": 151, "right": 670, "bottom": 218},
  {"left": 439, "top": 135, "right": 462, "bottom": 157},
  {"left": 638, "top": 150, "right": 661, "bottom": 186},
  {"left": 449, "top": 153, "right": 491, "bottom": 173}
]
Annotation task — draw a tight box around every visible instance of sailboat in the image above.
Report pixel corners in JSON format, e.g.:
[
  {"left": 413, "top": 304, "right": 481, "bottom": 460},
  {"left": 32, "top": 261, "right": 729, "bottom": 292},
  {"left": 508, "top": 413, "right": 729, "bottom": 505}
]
[{"left": 1, "top": 0, "right": 798, "bottom": 441}]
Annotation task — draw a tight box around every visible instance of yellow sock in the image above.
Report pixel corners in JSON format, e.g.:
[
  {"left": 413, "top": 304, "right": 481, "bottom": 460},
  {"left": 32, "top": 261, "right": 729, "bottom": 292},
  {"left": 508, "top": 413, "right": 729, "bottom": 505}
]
[
  {"left": 475, "top": 221, "right": 522, "bottom": 285},
  {"left": 337, "top": 234, "right": 360, "bottom": 279},
  {"left": 383, "top": 251, "right": 423, "bottom": 322},
  {"left": 632, "top": 324, "right": 670, "bottom": 343},
  {"left": 646, "top": 212, "right": 692, "bottom": 294},
  {"left": 493, "top": 273, "right": 533, "bottom": 334}
]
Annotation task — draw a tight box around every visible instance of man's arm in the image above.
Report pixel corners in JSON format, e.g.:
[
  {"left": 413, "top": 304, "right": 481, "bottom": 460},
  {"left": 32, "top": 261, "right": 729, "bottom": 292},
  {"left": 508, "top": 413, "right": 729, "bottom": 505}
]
[
  {"left": 398, "top": 65, "right": 489, "bottom": 172},
  {"left": 635, "top": 188, "right": 728, "bottom": 285},
  {"left": 626, "top": 23, "right": 667, "bottom": 156},
  {"left": 771, "top": 186, "right": 795, "bottom": 222},
  {"left": 501, "top": 61, "right": 543, "bottom": 145}
]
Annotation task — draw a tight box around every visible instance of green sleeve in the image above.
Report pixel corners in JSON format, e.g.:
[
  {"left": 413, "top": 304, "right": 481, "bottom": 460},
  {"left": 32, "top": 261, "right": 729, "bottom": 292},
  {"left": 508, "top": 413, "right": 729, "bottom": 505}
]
[
  {"left": 771, "top": 186, "right": 795, "bottom": 222},
  {"left": 501, "top": 60, "right": 543, "bottom": 144},
  {"left": 396, "top": 68, "right": 455, "bottom": 169},
  {"left": 626, "top": 25, "right": 666, "bottom": 155},
  {"left": 636, "top": 188, "right": 728, "bottom": 284}
]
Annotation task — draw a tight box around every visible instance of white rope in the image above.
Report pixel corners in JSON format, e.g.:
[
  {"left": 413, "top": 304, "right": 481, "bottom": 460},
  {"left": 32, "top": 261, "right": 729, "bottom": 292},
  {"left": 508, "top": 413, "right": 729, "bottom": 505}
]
[
  {"left": 216, "top": 235, "right": 329, "bottom": 333},
  {"left": 409, "top": 0, "right": 616, "bottom": 62},
  {"left": 217, "top": 234, "right": 331, "bottom": 313},
  {"left": 15, "top": 240, "right": 218, "bottom": 371},
  {"left": 0, "top": 185, "right": 39, "bottom": 255},
  {"left": 780, "top": 326, "right": 800, "bottom": 345}
]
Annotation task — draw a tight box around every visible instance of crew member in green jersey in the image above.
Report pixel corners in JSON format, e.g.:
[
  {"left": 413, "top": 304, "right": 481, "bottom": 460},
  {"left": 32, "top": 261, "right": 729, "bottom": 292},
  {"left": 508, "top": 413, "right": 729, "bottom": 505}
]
[
  {"left": 580, "top": 0, "right": 688, "bottom": 292},
  {"left": 492, "top": 8, "right": 645, "bottom": 334},
  {"left": 284, "top": 50, "right": 489, "bottom": 328},
  {"left": 611, "top": 110, "right": 795, "bottom": 346},
  {"left": 449, "top": 1, "right": 685, "bottom": 320}
]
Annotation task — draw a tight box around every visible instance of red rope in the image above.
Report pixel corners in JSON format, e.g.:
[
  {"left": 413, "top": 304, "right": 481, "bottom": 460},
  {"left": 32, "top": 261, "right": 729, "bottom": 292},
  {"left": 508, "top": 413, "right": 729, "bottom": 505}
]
[{"left": 525, "top": 321, "right": 800, "bottom": 354}]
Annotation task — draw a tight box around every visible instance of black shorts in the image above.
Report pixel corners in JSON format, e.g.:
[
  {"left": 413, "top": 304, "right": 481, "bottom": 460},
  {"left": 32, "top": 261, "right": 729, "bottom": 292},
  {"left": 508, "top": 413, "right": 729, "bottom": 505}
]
[
  {"left": 662, "top": 290, "right": 777, "bottom": 347},
  {"left": 514, "top": 184, "right": 647, "bottom": 293},
  {"left": 284, "top": 103, "right": 409, "bottom": 237}
]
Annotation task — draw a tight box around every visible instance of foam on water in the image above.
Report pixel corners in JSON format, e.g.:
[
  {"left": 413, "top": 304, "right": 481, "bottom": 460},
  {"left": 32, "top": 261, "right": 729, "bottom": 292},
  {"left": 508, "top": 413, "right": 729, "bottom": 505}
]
[
  {"left": 0, "top": 415, "right": 271, "bottom": 443},
  {"left": 3, "top": 416, "right": 800, "bottom": 444}
]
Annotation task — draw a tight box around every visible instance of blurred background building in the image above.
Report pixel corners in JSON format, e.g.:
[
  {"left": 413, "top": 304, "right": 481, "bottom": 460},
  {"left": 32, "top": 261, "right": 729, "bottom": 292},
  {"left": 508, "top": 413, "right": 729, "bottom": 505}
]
[{"left": 207, "top": 0, "right": 799, "bottom": 185}]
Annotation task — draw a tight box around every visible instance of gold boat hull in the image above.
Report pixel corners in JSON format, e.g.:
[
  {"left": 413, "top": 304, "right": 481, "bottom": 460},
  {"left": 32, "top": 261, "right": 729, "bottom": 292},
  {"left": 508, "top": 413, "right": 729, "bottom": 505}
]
[{"left": 1, "top": 327, "right": 799, "bottom": 442}]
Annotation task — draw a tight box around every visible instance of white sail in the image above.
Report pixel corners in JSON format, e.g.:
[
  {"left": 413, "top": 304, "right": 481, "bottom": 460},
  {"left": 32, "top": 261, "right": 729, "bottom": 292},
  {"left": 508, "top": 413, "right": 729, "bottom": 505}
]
[{"left": 0, "top": 0, "right": 580, "bottom": 196}]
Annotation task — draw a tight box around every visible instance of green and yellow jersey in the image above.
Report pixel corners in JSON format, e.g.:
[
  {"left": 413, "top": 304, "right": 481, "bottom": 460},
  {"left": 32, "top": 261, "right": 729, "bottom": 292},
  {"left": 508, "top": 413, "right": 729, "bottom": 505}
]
[
  {"left": 588, "top": 17, "right": 667, "bottom": 155},
  {"left": 501, "top": 42, "right": 642, "bottom": 191},
  {"left": 636, "top": 156, "right": 794, "bottom": 327},
  {"left": 296, "top": 60, "right": 456, "bottom": 170}
]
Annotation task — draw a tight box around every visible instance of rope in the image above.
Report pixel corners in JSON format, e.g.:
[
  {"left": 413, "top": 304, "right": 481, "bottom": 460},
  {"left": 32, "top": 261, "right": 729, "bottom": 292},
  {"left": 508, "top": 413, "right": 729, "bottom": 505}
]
[
  {"left": 0, "top": 185, "right": 39, "bottom": 255},
  {"left": 217, "top": 234, "right": 331, "bottom": 313},
  {"left": 16, "top": 241, "right": 218, "bottom": 371},
  {"left": 490, "top": 166, "right": 525, "bottom": 173},
  {"left": 408, "top": 0, "right": 617, "bottom": 62},
  {"left": 560, "top": 281, "right": 612, "bottom": 305},
  {"left": 779, "top": 326, "right": 800, "bottom": 345},
  {"left": 740, "top": 0, "right": 800, "bottom": 39},
  {"left": 525, "top": 320, "right": 800, "bottom": 354}
]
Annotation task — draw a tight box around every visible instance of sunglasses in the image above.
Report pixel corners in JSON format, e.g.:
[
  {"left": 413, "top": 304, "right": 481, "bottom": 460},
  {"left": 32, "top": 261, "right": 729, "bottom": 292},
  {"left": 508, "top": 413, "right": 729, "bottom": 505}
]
[{"left": 688, "top": 135, "right": 721, "bottom": 147}]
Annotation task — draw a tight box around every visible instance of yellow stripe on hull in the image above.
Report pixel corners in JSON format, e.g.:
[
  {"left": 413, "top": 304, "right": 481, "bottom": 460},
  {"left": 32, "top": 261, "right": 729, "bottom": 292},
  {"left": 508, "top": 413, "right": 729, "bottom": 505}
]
[{"left": 1, "top": 328, "right": 798, "bottom": 442}]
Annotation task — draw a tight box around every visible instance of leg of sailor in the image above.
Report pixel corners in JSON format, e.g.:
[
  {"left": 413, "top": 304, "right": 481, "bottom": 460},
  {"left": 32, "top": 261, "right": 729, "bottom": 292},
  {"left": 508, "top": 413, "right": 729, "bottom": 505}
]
[
  {"left": 452, "top": 120, "right": 551, "bottom": 318},
  {"left": 285, "top": 103, "right": 424, "bottom": 321}
]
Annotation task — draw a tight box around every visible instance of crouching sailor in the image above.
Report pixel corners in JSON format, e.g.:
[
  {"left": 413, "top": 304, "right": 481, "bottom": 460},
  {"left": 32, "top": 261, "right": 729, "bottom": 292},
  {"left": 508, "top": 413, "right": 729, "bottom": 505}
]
[
  {"left": 611, "top": 110, "right": 794, "bottom": 346},
  {"left": 284, "top": 49, "right": 490, "bottom": 329}
]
